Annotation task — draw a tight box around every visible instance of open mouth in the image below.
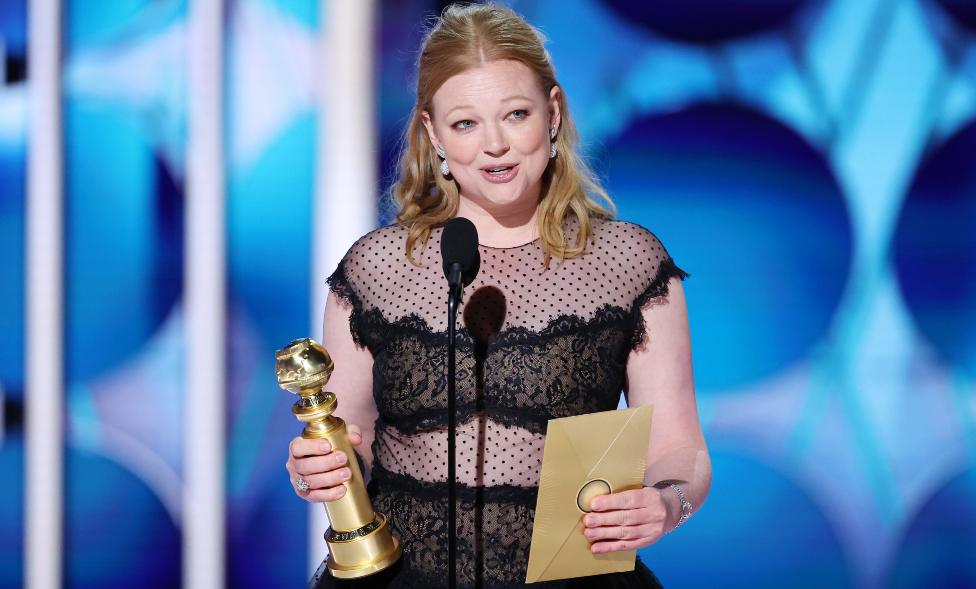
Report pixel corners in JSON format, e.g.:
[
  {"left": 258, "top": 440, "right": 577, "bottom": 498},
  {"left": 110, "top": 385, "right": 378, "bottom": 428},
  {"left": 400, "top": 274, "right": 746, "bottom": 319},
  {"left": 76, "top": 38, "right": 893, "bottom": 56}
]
[
  {"left": 479, "top": 163, "right": 519, "bottom": 183},
  {"left": 484, "top": 165, "right": 515, "bottom": 174}
]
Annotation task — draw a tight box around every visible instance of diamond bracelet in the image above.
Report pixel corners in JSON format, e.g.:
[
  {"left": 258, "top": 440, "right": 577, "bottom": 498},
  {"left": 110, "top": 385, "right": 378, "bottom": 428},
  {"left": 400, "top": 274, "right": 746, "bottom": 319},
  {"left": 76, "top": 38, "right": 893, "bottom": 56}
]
[{"left": 668, "top": 483, "right": 693, "bottom": 533}]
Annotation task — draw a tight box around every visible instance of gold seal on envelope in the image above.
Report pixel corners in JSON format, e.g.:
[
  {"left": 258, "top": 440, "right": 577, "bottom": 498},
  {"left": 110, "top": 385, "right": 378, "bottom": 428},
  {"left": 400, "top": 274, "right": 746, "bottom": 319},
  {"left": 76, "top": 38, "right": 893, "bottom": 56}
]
[{"left": 525, "top": 405, "right": 653, "bottom": 583}]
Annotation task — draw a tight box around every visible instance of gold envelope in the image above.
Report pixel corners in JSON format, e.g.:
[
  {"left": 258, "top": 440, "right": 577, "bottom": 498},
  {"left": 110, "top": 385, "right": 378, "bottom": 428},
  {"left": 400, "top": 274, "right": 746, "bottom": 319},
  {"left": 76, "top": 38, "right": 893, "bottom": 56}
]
[{"left": 525, "top": 405, "right": 653, "bottom": 583}]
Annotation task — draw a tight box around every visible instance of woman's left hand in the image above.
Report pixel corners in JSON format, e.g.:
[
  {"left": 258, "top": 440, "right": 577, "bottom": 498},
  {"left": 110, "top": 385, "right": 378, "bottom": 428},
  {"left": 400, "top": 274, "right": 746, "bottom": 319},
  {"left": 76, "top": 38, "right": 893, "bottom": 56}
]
[{"left": 582, "top": 487, "right": 671, "bottom": 553}]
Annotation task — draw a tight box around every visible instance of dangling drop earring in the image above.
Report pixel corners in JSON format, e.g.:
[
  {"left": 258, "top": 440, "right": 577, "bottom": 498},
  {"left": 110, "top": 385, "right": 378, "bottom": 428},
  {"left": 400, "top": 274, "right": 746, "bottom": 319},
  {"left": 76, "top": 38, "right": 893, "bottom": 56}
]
[
  {"left": 436, "top": 146, "right": 450, "bottom": 177},
  {"left": 549, "top": 126, "right": 558, "bottom": 159}
]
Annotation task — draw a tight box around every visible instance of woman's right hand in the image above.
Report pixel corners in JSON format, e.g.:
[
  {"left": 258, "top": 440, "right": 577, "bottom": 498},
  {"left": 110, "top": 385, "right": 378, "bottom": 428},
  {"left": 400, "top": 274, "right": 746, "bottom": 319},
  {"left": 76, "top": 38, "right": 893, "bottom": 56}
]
[{"left": 285, "top": 424, "right": 363, "bottom": 502}]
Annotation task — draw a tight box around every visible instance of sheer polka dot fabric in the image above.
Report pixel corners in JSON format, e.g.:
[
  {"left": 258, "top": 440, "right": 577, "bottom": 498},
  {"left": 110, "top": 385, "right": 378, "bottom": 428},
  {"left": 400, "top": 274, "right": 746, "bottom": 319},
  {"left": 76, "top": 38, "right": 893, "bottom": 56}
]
[
  {"left": 332, "top": 219, "right": 681, "bottom": 336},
  {"left": 326, "top": 218, "right": 687, "bottom": 586}
]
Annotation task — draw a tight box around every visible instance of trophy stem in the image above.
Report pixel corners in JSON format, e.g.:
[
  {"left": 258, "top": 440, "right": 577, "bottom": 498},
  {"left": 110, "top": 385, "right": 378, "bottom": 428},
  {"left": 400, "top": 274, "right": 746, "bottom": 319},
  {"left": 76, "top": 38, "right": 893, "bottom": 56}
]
[
  {"left": 293, "top": 394, "right": 401, "bottom": 577},
  {"left": 277, "top": 338, "right": 401, "bottom": 579}
]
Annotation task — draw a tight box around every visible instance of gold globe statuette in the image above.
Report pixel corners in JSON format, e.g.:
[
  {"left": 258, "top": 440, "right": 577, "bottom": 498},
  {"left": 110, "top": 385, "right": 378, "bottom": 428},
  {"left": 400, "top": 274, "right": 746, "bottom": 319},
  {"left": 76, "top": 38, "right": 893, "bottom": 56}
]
[{"left": 275, "top": 338, "right": 401, "bottom": 578}]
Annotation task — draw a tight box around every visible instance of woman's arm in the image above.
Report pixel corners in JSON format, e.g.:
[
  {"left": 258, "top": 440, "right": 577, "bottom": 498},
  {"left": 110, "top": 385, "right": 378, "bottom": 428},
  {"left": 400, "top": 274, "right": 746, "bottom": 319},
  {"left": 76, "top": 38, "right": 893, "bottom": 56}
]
[
  {"left": 583, "top": 277, "right": 711, "bottom": 552},
  {"left": 626, "top": 277, "right": 711, "bottom": 526},
  {"left": 285, "top": 290, "right": 379, "bottom": 502},
  {"left": 321, "top": 290, "right": 379, "bottom": 476}
]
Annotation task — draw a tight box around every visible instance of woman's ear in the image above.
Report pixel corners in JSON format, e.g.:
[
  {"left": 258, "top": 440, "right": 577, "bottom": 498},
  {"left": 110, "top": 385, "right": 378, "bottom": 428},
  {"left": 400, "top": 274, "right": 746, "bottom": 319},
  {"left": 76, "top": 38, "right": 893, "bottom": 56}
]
[
  {"left": 422, "top": 110, "right": 440, "bottom": 152},
  {"left": 548, "top": 86, "right": 562, "bottom": 134}
]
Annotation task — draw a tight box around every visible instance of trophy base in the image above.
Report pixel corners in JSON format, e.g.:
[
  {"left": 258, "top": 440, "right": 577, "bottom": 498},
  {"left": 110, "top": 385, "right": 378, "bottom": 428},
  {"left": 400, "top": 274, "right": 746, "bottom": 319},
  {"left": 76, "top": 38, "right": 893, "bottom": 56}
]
[{"left": 326, "top": 514, "right": 402, "bottom": 579}]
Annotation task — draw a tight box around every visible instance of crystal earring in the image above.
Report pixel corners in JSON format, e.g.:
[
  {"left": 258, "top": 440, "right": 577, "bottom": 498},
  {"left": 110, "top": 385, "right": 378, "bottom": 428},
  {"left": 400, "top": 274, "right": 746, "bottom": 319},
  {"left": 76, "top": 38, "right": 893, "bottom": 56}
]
[
  {"left": 436, "top": 146, "right": 450, "bottom": 176},
  {"left": 549, "top": 127, "right": 557, "bottom": 159}
]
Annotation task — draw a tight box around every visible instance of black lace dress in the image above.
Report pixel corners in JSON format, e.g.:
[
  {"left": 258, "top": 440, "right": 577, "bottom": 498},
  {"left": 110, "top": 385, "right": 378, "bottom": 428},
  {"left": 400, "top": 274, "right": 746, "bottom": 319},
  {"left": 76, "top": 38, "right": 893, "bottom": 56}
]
[{"left": 311, "top": 218, "right": 687, "bottom": 589}]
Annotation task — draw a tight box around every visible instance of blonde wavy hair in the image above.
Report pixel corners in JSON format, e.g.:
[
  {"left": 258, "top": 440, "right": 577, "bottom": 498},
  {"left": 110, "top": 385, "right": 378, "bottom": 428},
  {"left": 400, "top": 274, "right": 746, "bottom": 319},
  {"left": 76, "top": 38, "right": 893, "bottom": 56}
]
[{"left": 393, "top": 3, "right": 615, "bottom": 265}]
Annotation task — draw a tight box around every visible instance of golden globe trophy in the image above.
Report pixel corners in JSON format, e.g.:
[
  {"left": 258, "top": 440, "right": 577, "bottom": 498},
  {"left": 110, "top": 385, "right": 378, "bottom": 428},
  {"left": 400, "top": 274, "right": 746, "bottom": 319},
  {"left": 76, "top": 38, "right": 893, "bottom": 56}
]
[{"left": 275, "top": 338, "right": 401, "bottom": 578}]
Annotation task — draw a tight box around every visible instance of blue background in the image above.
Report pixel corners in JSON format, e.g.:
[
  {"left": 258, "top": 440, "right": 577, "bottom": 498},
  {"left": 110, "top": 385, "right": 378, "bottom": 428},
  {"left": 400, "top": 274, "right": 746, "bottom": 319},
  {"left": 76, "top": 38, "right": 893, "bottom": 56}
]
[{"left": 1, "top": 0, "right": 975, "bottom": 587}]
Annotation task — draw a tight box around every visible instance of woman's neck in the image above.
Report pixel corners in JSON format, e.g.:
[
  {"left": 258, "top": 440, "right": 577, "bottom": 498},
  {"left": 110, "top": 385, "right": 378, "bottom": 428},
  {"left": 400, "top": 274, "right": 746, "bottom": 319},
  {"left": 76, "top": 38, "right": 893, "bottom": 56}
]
[{"left": 456, "top": 196, "right": 539, "bottom": 248}]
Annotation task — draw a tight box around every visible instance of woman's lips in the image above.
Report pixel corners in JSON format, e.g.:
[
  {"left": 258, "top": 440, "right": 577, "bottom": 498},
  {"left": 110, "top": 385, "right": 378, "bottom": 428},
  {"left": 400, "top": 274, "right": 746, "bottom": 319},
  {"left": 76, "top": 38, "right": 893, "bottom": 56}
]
[{"left": 479, "top": 163, "right": 519, "bottom": 183}]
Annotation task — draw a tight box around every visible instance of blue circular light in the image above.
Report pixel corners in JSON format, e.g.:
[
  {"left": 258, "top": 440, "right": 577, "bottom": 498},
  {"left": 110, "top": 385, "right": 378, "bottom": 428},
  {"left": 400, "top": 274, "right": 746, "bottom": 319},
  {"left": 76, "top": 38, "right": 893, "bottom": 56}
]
[
  {"left": 65, "top": 446, "right": 181, "bottom": 588},
  {"left": 599, "top": 0, "right": 808, "bottom": 43},
  {"left": 890, "top": 467, "right": 976, "bottom": 588},
  {"left": 641, "top": 448, "right": 855, "bottom": 587},
  {"left": 606, "top": 103, "right": 852, "bottom": 392},
  {"left": 228, "top": 115, "right": 314, "bottom": 348},
  {"left": 933, "top": 0, "right": 976, "bottom": 31},
  {"left": 894, "top": 119, "right": 976, "bottom": 376},
  {"left": 64, "top": 102, "right": 183, "bottom": 382},
  {"left": 228, "top": 474, "right": 309, "bottom": 588}
]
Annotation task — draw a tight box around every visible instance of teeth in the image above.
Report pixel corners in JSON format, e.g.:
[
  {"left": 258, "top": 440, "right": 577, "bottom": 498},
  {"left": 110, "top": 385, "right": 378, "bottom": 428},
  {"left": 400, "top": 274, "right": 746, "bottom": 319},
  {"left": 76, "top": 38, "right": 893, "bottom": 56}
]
[{"left": 487, "top": 167, "right": 511, "bottom": 173}]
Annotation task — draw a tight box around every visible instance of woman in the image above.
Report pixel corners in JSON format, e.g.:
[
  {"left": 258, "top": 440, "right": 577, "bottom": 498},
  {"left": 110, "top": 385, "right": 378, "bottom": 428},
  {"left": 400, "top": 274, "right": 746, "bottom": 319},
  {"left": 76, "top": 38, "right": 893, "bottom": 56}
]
[{"left": 285, "top": 4, "right": 711, "bottom": 588}]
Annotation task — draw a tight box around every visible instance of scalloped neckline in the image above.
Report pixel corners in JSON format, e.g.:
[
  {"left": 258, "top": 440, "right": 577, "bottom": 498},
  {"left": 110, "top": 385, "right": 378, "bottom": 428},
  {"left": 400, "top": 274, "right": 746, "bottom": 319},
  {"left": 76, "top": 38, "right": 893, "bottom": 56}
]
[{"left": 477, "top": 236, "right": 541, "bottom": 250}]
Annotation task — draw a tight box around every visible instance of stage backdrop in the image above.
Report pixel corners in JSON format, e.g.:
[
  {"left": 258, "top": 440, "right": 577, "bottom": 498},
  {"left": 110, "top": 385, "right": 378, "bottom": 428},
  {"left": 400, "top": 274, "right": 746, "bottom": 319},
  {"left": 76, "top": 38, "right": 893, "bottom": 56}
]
[{"left": 1, "top": 0, "right": 975, "bottom": 588}]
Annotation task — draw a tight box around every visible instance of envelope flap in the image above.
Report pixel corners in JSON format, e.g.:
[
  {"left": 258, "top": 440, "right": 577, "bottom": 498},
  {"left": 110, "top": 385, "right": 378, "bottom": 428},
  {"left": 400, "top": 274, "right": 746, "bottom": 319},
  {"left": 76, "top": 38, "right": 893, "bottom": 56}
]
[
  {"left": 558, "top": 409, "right": 637, "bottom": 473},
  {"left": 586, "top": 406, "right": 653, "bottom": 487},
  {"left": 526, "top": 406, "right": 654, "bottom": 583},
  {"left": 525, "top": 421, "right": 588, "bottom": 580}
]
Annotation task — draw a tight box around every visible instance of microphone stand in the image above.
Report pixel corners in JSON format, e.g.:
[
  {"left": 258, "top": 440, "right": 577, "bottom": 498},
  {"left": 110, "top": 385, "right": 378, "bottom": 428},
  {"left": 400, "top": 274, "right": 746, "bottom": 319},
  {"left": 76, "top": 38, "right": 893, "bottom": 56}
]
[{"left": 446, "top": 264, "right": 463, "bottom": 589}]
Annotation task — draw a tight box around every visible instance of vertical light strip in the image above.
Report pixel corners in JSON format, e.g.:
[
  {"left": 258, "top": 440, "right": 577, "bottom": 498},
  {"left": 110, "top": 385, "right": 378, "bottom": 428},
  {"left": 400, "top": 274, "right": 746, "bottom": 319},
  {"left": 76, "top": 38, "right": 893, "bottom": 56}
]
[
  {"left": 26, "top": 0, "right": 63, "bottom": 588},
  {"left": 184, "top": 0, "right": 226, "bottom": 587},
  {"left": 309, "top": 0, "right": 377, "bottom": 575}
]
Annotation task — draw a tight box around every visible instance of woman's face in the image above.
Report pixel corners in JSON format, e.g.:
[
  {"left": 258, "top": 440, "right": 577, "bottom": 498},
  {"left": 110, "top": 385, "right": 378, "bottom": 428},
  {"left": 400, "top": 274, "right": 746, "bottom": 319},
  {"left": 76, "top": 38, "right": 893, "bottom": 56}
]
[{"left": 423, "top": 59, "right": 560, "bottom": 217}]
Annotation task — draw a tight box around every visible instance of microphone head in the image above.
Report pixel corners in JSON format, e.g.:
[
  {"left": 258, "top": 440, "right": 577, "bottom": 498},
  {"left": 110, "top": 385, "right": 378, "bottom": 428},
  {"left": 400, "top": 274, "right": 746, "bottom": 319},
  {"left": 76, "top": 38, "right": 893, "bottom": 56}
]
[{"left": 440, "top": 217, "right": 481, "bottom": 287}]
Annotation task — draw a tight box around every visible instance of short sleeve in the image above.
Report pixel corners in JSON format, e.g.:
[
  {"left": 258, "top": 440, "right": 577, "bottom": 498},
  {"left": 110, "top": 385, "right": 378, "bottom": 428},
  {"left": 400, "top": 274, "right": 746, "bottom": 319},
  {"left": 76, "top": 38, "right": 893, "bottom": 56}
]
[
  {"left": 324, "top": 225, "right": 406, "bottom": 348},
  {"left": 617, "top": 222, "right": 689, "bottom": 350},
  {"left": 326, "top": 255, "right": 357, "bottom": 309},
  {"left": 325, "top": 242, "right": 367, "bottom": 347}
]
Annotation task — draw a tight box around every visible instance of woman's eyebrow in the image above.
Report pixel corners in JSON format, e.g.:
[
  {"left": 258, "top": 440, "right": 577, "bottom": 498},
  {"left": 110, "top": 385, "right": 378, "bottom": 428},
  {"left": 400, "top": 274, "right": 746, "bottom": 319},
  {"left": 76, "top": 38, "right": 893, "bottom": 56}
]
[
  {"left": 445, "top": 95, "right": 533, "bottom": 118},
  {"left": 445, "top": 104, "right": 474, "bottom": 117}
]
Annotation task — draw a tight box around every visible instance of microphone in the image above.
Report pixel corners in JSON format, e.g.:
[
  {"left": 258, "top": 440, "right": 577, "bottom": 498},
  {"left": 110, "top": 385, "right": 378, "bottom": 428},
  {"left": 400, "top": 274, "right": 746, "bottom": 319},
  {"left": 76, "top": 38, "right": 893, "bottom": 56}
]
[
  {"left": 440, "top": 217, "right": 481, "bottom": 293},
  {"left": 439, "top": 216, "right": 479, "bottom": 589}
]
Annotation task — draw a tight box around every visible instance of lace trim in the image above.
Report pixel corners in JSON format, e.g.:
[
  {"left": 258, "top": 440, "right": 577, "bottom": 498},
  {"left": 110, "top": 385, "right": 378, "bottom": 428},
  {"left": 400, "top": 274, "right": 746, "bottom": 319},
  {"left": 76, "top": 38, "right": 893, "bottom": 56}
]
[
  {"left": 328, "top": 254, "right": 688, "bottom": 355},
  {"left": 630, "top": 258, "right": 689, "bottom": 350},
  {"left": 349, "top": 301, "right": 636, "bottom": 352},
  {"left": 369, "top": 462, "right": 539, "bottom": 505},
  {"left": 325, "top": 259, "right": 367, "bottom": 348},
  {"left": 377, "top": 404, "right": 551, "bottom": 436}
]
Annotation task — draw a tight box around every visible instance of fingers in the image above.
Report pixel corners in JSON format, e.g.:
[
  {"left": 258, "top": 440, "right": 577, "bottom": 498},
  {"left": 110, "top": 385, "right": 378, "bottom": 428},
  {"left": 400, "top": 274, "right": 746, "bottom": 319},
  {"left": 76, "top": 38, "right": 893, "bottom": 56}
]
[
  {"left": 584, "top": 507, "right": 652, "bottom": 528},
  {"left": 307, "top": 486, "right": 347, "bottom": 503},
  {"left": 582, "top": 488, "right": 667, "bottom": 552},
  {"left": 289, "top": 436, "right": 332, "bottom": 459},
  {"left": 291, "top": 451, "right": 348, "bottom": 477},
  {"left": 584, "top": 523, "right": 656, "bottom": 543},
  {"left": 302, "top": 468, "right": 352, "bottom": 495},
  {"left": 346, "top": 424, "right": 363, "bottom": 447},
  {"left": 290, "top": 470, "right": 349, "bottom": 503},
  {"left": 590, "top": 539, "right": 654, "bottom": 554},
  {"left": 287, "top": 425, "right": 363, "bottom": 459},
  {"left": 589, "top": 488, "right": 646, "bottom": 512},
  {"left": 286, "top": 432, "right": 361, "bottom": 504},
  {"left": 289, "top": 462, "right": 352, "bottom": 502}
]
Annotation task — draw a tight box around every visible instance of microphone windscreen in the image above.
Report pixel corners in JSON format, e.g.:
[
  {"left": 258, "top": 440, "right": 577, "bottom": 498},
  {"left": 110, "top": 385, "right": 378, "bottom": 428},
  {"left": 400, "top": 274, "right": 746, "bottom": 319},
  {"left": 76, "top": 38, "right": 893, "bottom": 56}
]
[{"left": 440, "top": 217, "right": 481, "bottom": 287}]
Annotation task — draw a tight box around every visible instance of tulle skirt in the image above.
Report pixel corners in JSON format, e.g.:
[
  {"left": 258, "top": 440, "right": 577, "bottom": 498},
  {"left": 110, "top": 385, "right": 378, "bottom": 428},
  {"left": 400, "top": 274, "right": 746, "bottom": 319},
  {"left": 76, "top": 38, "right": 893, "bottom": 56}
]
[{"left": 308, "top": 557, "right": 665, "bottom": 589}]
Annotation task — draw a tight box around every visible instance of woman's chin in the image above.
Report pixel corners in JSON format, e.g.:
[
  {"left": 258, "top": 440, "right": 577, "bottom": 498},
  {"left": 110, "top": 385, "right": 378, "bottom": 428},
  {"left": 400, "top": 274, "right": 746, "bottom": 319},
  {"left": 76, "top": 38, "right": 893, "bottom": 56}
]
[{"left": 472, "top": 188, "right": 536, "bottom": 211}]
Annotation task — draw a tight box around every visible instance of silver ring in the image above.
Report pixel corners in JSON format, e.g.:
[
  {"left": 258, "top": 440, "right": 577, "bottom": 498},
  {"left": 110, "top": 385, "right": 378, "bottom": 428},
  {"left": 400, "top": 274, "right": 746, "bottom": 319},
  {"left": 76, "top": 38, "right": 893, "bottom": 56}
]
[{"left": 295, "top": 476, "right": 310, "bottom": 494}]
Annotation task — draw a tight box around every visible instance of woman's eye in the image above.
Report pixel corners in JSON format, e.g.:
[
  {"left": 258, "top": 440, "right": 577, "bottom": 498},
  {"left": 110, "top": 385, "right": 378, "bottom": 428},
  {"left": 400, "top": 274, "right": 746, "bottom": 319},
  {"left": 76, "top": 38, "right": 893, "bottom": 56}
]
[
  {"left": 452, "top": 119, "right": 475, "bottom": 130},
  {"left": 509, "top": 109, "right": 529, "bottom": 120}
]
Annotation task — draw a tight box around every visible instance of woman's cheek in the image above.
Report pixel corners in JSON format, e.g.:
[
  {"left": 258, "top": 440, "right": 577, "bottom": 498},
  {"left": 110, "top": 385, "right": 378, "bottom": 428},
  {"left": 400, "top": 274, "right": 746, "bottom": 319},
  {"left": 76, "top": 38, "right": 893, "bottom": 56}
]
[
  {"left": 447, "top": 137, "right": 480, "bottom": 166},
  {"left": 513, "top": 127, "right": 548, "bottom": 156}
]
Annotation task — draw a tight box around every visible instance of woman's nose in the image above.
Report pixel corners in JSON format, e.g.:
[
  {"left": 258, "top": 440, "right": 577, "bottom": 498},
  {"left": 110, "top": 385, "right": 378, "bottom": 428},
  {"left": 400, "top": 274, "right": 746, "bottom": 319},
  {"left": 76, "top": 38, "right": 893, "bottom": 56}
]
[{"left": 482, "top": 124, "right": 510, "bottom": 157}]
